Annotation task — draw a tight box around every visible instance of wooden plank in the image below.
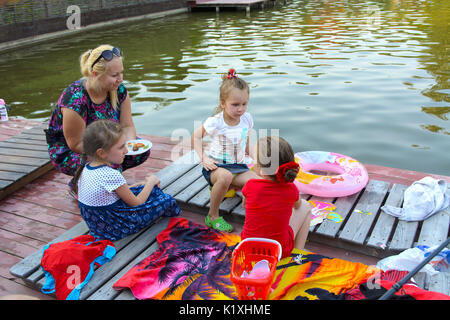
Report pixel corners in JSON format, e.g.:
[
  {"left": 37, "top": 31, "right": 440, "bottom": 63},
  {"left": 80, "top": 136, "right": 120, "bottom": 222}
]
[
  {"left": 0, "top": 162, "right": 39, "bottom": 173},
  {"left": 417, "top": 210, "right": 450, "bottom": 247},
  {"left": 0, "top": 155, "right": 49, "bottom": 166},
  {"left": 21, "top": 127, "right": 47, "bottom": 135},
  {"left": 155, "top": 150, "right": 198, "bottom": 189},
  {"left": 428, "top": 273, "right": 450, "bottom": 296},
  {"left": 0, "top": 147, "right": 49, "bottom": 159},
  {"left": 367, "top": 183, "right": 407, "bottom": 250},
  {"left": 0, "top": 171, "right": 26, "bottom": 181},
  {"left": 0, "top": 180, "right": 10, "bottom": 188},
  {"left": 87, "top": 242, "right": 160, "bottom": 300},
  {"left": 339, "top": 180, "right": 390, "bottom": 244},
  {"left": 416, "top": 186, "right": 450, "bottom": 248},
  {"left": 188, "top": 185, "right": 211, "bottom": 208},
  {"left": 4, "top": 137, "right": 48, "bottom": 146},
  {"left": 315, "top": 191, "right": 360, "bottom": 238},
  {"left": 230, "top": 199, "right": 246, "bottom": 223},
  {"left": 0, "top": 141, "right": 48, "bottom": 151},
  {"left": 413, "top": 273, "right": 428, "bottom": 290},
  {"left": 163, "top": 164, "right": 203, "bottom": 197},
  {"left": 0, "top": 162, "right": 54, "bottom": 201},
  {"left": 389, "top": 221, "right": 419, "bottom": 252},
  {"left": 387, "top": 182, "right": 421, "bottom": 250},
  {"left": 174, "top": 176, "right": 208, "bottom": 203},
  {"left": 13, "top": 133, "right": 46, "bottom": 141},
  {"left": 9, "top": 221, "right": 89, "bottom": 279},
  {"left": 219, "top": 195, "right": 242, "bottom": 214}
]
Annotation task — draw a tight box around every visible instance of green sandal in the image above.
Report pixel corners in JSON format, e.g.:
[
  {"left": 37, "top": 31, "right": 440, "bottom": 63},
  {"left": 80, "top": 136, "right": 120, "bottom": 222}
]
[{"left": 205, "top": 215, "right": 234, "bottom": 233}]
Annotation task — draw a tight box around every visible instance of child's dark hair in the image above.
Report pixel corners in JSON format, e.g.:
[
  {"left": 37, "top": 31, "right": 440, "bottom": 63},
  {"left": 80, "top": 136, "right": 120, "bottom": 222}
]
[
  {"left": 72, "top": 120, "right": 124, "bottom": 194},
  {"left": 257, "top": 136, "right": 297, "bottom": 183},
  {"left": 213, "top": 68, "right": 249, "bottom": 115}
]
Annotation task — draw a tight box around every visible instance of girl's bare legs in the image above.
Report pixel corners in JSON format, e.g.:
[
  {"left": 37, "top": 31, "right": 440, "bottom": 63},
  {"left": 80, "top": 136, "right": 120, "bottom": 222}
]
[
  {"left": 231, "top": 170, "right": 261, "bottom": 189},
  {"left": 208, "top": 168, "right": 233, "bottom": 220},
  {"left": 289, "top": 199, "right": 312, "bottom": 250}
]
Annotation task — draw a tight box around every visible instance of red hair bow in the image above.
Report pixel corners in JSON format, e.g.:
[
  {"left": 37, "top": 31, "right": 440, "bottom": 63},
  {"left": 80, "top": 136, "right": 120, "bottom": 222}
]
[
  {"left": 276, "top": 161, "right": 300, "bottom": 183},
  {"left": 227, "top": 68, "right": 237, "bottom": 79}
]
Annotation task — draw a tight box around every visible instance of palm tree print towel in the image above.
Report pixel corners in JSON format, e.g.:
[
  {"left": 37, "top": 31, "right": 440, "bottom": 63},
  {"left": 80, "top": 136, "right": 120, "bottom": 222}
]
[
  {"left": 112, "top": 217, "right": 450, "bottom": 300},
  {"left": 113, "top": 217, "right": 241, "bottom": 300}
]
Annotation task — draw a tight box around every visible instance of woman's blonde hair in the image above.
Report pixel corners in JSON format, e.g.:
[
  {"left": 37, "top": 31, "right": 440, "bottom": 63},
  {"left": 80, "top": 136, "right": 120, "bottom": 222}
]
[
  {"left": 79, "top": 44, "right": 123, "bottom": 110},
  {"left": 213, "top": 69, "right": 249, "bottom": 115}
]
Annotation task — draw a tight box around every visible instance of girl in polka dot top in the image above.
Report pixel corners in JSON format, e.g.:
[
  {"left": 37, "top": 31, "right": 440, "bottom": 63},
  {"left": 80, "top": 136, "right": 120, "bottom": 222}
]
[{"left": 73, "top": 120, "right": 181, "bottom": 241}]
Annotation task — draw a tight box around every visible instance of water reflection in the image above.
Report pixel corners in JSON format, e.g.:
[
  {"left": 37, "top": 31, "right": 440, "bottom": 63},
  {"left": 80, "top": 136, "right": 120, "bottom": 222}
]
[{"left": 0, "top": 0, "right": 448, "bottom": 174}]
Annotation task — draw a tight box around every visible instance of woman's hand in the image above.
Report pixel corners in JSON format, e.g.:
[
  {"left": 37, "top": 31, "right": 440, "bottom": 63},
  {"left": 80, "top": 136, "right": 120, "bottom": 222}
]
[{"left": 119, "top": 95, "right": 137, "bottom": 141}]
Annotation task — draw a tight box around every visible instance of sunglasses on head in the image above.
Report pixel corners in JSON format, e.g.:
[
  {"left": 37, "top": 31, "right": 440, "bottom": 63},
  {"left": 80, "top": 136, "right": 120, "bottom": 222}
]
[{"left": 91, "top": 47, "right": 122, "bottom": 70}]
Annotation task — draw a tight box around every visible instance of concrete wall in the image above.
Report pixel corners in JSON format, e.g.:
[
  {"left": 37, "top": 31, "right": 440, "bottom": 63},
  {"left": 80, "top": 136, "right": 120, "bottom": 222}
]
[{"left": 0, "top": 0, "right": 188, "bottom": 43}]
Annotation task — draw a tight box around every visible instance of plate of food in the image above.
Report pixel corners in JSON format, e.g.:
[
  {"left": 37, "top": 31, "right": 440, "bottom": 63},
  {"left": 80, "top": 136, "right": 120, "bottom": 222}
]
[{"left": 126, "top": 139, "right": 152, "bottom": 156}]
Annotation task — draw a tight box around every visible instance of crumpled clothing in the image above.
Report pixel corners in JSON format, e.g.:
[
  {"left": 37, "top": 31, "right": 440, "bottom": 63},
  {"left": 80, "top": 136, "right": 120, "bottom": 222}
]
[{"left": 381, "top": 176, "right": 449, "bottom": 221}]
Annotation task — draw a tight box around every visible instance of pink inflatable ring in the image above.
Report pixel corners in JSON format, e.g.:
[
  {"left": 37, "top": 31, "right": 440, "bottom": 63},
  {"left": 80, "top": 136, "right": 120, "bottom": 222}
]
[{"left": 293, "top": 151, "right": 369, "bottom": 198}]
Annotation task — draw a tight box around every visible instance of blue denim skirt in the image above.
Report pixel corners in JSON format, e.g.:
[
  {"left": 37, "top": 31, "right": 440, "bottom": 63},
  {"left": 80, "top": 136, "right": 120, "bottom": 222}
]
[{"left": 202, "top": 163, "right": 249, "bottom": 186}]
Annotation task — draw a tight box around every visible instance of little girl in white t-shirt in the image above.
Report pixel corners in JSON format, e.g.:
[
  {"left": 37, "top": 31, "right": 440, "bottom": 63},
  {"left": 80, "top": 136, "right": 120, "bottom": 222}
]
[
  {"left": 73, "top": 120, "right": 180, "bottom": 241},
  {"left": 191, "top": 69, "right": 260, "bottom": 232}
]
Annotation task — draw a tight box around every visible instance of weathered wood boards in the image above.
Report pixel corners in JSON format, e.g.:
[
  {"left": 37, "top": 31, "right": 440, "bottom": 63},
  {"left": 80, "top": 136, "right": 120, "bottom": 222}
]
[{"left": 0, "top": 123, "right": 53, "bottom": 200}]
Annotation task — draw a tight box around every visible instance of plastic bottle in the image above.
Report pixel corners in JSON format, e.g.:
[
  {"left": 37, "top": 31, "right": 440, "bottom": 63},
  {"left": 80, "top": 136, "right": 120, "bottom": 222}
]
[{"left": 0, "top": 99, "right": 8, "bottom": 122}]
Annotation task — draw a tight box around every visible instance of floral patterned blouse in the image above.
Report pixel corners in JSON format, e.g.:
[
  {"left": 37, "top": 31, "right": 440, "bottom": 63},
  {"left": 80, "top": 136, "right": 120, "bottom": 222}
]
[{"left": 46, "top": 79, "right": 128, "bottom": 175}]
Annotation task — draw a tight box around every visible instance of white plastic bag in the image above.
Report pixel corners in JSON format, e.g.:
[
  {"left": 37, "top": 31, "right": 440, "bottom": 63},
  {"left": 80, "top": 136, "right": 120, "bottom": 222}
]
[{"left": 376, "top": 245, "right": 450, "bottom": 277}]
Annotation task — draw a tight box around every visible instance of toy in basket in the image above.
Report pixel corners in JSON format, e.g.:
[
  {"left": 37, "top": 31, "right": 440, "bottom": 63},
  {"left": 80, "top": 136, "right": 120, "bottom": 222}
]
[{"left": 230, "top": 238, "right": 282, "bottom": 300}]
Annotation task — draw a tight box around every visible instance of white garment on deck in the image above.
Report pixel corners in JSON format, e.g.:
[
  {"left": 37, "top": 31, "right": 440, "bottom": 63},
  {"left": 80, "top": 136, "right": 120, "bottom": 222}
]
[{"left": 381, "top": 176, "right": 449, "bottom": 222}]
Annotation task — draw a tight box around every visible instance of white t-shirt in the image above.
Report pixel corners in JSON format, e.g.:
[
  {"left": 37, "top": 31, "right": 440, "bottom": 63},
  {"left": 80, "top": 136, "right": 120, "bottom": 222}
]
[
  {"left": 78, "top": 164, "right": 127, "bottom": 207},
  {"left": 203, "top": 111, "right": 253, "bottom": 164}
]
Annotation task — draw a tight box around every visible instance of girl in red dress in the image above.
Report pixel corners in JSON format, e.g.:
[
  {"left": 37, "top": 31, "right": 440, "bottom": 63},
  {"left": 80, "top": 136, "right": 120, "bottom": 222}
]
[{"left": 241, "top": 136, "right": 311, "bottom": 258}]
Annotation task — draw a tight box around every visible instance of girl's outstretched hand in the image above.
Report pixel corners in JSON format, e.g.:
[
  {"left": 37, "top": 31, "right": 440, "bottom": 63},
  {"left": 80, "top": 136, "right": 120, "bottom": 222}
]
[
  {"left": 202, "top": 156, "right": 218, "bottom": 171},
  {"left": 145, "top": 174, "right": 160, "bottom": 188}
]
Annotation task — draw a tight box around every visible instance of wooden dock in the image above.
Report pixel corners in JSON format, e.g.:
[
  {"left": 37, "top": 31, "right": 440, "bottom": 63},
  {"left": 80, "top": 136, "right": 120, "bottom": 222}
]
[
  {"left": 1, "top": 118, "right": 449, "bottom": 299},
  {"left": 0, "top": 120, "right": 53, "bottom": 201},
  {"left": 189, "top": 0, "right": 270, "bottom": 12}
]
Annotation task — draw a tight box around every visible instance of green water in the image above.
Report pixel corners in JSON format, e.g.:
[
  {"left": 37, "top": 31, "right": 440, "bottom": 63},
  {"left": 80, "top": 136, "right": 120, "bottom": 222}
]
[{"left": 0, "top": 0, "right": 449, "bottom": 175}]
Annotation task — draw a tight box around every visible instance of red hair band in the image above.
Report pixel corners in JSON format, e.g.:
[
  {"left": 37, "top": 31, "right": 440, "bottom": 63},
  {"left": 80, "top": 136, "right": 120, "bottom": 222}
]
[
  {"left": 227, "top": 68, "right": 237, "bottom": 79},
  {"left": 276, "top": 161, "right": 299, "bottom": 183}
]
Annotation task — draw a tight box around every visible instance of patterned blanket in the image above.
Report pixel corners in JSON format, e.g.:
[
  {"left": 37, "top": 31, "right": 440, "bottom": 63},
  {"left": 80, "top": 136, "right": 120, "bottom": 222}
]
[{"left": 113, "top": 217, "right": 449, "bottom": 300}]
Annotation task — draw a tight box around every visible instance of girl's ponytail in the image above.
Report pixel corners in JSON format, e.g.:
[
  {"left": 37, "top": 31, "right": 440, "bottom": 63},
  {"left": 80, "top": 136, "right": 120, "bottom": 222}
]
[
  {"left": 257, "top": 136, "right": 299, "bottom": 184},
  {"left": 72, "top": 153, "right": 88, "bottom": 195}
]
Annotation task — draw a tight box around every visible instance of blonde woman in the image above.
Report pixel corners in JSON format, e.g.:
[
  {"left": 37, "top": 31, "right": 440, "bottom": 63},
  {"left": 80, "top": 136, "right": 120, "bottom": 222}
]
[{"left": 46, "top": 44, "right": 149, "bottom": 195}]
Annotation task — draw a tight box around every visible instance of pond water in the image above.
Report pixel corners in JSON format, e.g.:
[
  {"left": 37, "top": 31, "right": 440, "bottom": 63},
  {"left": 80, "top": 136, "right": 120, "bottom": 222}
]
[{"left": 0, "top": 0, "right": 449, "bottom": 175}]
